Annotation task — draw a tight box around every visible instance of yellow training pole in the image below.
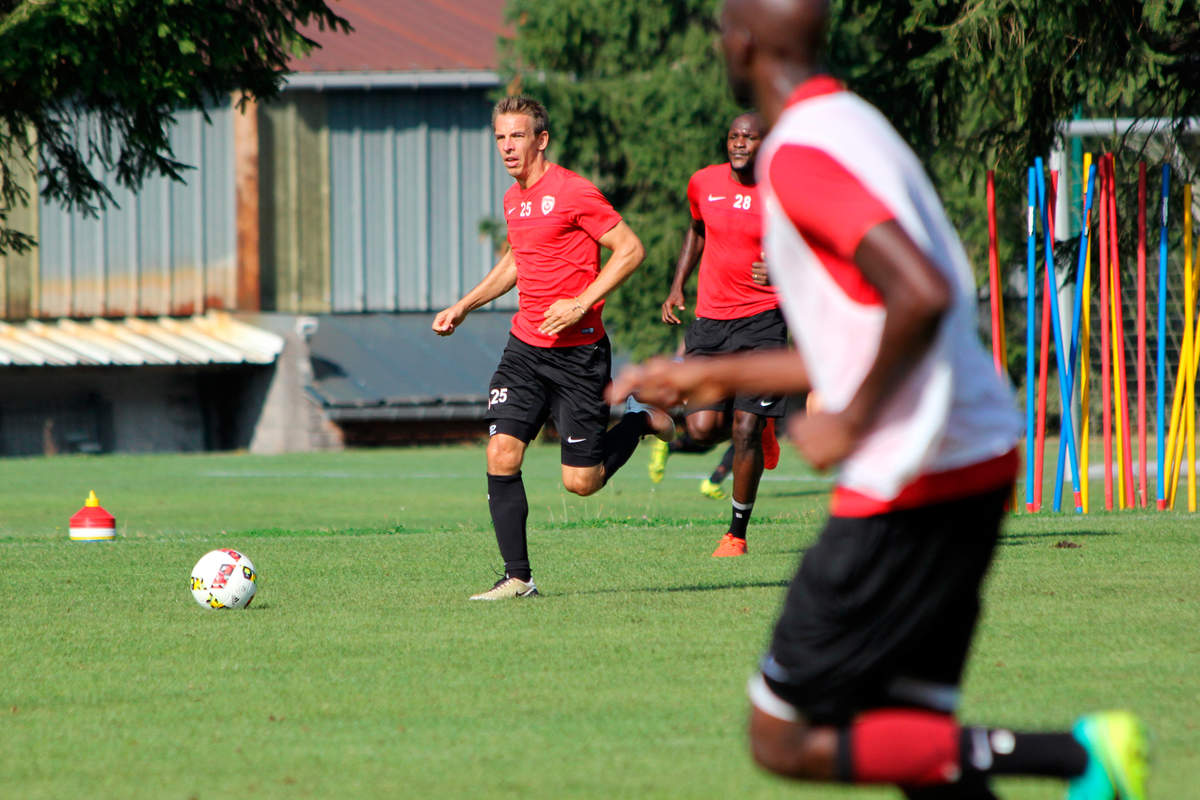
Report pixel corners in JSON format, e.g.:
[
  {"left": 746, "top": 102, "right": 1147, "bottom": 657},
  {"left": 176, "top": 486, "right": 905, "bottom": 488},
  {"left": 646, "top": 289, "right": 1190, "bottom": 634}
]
[
  {"left": 1168, "top": 303, "right": 1200, "bottom": 508},
  {"left": 1187, "top": 185, "right": 1196, "bottom": 511},
  {"left": 1169, "top": 185, "right": 1196, "bottom": 507},
  {"left": 1080, "top": 153, "right": 1093, "bottom": 513}
]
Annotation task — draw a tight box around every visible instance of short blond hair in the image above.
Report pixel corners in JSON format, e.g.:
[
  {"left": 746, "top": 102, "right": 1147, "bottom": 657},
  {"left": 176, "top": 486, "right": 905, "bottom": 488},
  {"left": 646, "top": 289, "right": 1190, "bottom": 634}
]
[{"left": 492, "top": 96, "right": 549, "bottom": 136}]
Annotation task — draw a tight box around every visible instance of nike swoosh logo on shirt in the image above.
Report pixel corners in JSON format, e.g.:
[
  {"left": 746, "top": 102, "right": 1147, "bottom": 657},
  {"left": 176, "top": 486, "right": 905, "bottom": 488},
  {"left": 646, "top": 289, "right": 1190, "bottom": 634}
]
[
  {"left": 566, "top": 436, "right": 587, "bottom": 444},
  {"left": 707, "top": 194, "right": 726, "bottom": 201},
  {"left": 506, "top": 207, "right": 517, "bottom": 215}
]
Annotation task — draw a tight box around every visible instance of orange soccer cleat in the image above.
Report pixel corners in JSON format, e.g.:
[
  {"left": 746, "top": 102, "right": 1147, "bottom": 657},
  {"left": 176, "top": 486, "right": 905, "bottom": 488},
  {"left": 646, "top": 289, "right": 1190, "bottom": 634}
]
[{"left": 711, "top": 533, "right": 748, "bottom": 558}]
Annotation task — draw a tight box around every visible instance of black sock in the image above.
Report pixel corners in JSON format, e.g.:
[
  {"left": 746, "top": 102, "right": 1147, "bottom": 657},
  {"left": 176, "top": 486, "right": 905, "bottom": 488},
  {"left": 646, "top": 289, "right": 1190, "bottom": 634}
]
[
  {"left": 710, "top": 445, "right": 735, "bottom": 483},
  {"left": 729, "top": 499, "right": 753, "bottom": 539},
  {"left": 602, "top": 412, "right": 647, "bottom": 483},
  {"left": 487, "top": 472, "right": 530, "bottom": 581},
  {"left": 959, "top": 727, "right": 1088, "bottom": 779}
]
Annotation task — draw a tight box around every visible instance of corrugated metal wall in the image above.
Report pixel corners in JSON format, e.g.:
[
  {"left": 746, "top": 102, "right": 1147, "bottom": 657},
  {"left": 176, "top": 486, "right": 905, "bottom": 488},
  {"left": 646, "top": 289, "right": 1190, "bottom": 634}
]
[
  {"left": 3, "top": 87, "right": 512, "bottom": 321},
  {"left": 323, "top": 88, "right": 512, "bottom": 313},
  {"left": 35, "top": 106, "right": 236, "bottom": 318}
]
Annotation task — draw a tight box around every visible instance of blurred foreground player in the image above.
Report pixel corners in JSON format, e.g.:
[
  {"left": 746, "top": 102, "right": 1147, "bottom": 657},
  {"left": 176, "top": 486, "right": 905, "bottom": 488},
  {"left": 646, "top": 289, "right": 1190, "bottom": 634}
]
[
  {"left": 610, "top": 0, "right": 1148, "bottom": 797},
  {"left": 434, "top": 96, "right": 674, "bottom": 601},
  {"left": 652, "top": 113, "right": 785, "bottom": 557}
]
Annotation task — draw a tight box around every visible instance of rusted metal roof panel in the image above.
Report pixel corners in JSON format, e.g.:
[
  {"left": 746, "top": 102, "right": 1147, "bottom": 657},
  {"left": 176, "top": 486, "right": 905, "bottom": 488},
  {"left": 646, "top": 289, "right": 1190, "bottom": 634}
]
[
  {"left": 0, "top": 312, "right": 282, "bottom": 367},
  {"left": 292, "top": 0, "right": 508, "bottom": 73}
]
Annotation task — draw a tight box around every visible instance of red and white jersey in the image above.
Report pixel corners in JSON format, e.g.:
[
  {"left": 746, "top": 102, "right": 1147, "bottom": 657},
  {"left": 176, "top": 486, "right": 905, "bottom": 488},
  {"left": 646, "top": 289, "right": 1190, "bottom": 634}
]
[
  {"left": 504, "top": 163, "right": 623, "bottom": 347},
  {"left": 687, "top": 164, "right": 776, "bottom": 320},
  {"left": 758, "top": 76, "right": 1021, "bottom": 514}
]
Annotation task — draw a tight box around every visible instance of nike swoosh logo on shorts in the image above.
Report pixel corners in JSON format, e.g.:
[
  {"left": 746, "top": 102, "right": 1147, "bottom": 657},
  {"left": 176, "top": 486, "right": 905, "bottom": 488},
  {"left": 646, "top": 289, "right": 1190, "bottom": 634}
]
[
  {"left": 707, "top": 194, "right": 725, "bottom": 201},
  {"left": 759, "top": 399, "right": 775, "bottom": 407},
  {"left": 567, "top": 436, "right": 587, "bottom": 444}
]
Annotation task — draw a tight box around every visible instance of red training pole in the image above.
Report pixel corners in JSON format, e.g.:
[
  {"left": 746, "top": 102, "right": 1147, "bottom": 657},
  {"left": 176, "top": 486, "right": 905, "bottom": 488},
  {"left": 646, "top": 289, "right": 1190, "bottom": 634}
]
[
  {"left": 1137, "top": 161, "right": 1148, "bottom": 506},
  {"left": 1034, "top": 172, "right": 1053, "bottom": 512},
  {"left": 1108, "top": 155, "right": 1136, "bottom": 507},
  {"left": 987, "top": 171, "right": 1004, "bottom": 374},
  {"left": 1035, "top": 262, "right": 1053, "bottom": 510},
  {"left": 1098, "top": 157, "right": 1114, "bottom": 509}
]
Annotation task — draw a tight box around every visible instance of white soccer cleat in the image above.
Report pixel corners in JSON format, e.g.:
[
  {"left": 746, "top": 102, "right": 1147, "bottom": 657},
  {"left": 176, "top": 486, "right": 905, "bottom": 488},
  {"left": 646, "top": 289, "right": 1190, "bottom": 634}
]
[{"left": 469, "top": 575, "right": 540, "bottom": 601}]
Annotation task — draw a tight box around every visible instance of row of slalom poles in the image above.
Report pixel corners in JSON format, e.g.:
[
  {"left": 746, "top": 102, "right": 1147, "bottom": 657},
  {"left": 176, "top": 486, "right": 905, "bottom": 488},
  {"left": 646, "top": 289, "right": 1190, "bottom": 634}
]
[
  {"left": 1021, "top": 157, "right": 1186, "bottom": 512},
  {"left": 1053, "top": 161, "right": 1097, "bottom": 512},
  {"left": 1165, "top": 182, "right": 1198, "bottom": 510},
  {"left": 1035, "top": 159, "right": 1082, "bottom": 511}
]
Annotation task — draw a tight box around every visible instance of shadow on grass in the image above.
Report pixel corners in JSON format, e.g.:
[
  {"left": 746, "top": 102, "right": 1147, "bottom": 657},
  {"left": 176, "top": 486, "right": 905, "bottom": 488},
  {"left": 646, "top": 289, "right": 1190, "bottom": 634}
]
[
  {"left": 762, "top": 488, "right": 830, "bottom": 499},
  {"left": 566, "top": 579, "right": 792, "bottom": 596},
  {"left": 1001, "top": 529, "right": 1119, "bottom": 546}
]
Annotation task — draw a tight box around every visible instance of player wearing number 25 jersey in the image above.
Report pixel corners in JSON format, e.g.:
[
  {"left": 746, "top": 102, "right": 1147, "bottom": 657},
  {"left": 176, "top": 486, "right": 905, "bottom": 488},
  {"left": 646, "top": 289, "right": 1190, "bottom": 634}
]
[{"left": 432, "top": 95, "right": 674, "bottom": 601}]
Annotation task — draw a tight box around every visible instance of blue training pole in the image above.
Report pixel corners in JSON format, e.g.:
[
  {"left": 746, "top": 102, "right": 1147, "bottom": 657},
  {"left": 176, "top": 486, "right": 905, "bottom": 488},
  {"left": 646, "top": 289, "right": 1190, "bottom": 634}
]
[
  {"left": 1026, "top": 167, "right": 1038, "bottom": 510},
  {"left": 1035, "top": 159, "right": 1082, "bottom": 512},
  {"left": 1157, "top": 165, "right": 1170, "bottom": 508},
  {"left": 1054, "top": 164, "right": 1097, "bottom": 512}
]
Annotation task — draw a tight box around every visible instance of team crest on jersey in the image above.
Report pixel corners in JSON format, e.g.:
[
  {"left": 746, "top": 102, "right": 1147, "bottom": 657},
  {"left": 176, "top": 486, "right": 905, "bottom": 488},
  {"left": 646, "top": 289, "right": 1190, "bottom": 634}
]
[{"left": 541, "top": 195, "right": 556, "bottom": 215}]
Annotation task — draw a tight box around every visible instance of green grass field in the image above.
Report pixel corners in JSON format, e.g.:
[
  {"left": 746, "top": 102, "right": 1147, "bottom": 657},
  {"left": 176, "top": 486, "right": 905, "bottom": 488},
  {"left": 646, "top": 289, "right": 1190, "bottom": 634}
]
[{"left": 1, "top": 442, "right": 1196, "bottom": 799}]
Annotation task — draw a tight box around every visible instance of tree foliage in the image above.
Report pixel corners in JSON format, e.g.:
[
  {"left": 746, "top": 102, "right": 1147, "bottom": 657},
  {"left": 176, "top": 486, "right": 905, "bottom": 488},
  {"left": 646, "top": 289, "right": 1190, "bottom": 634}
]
[
  {"left": 0, "top": 0, "right": 349, "bottom": 255},
  {"left": 499, "top": 0, "right": 1200, "bottom": 359}
]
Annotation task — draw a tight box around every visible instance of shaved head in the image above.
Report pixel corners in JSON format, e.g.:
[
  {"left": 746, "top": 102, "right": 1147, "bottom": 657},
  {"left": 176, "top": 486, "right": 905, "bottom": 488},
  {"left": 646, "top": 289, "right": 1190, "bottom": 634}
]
[{"left": 720, "top": 0, "right": 829, "bottom": 123}]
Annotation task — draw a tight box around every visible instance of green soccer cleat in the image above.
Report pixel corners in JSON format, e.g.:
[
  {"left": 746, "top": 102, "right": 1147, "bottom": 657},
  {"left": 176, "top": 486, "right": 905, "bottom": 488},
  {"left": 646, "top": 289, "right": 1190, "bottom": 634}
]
[
  {"left": 469, "top": 575, "right": 540, "bottom": 601},
  {"left": 699, "top": 478, "right": 726, "bottom": 499},
  {"left": 1066, "top": 711, "right": 1149, "bottom": 800},
  {"left": 648, "top": 439, "right": 670, "bottom": 484}
]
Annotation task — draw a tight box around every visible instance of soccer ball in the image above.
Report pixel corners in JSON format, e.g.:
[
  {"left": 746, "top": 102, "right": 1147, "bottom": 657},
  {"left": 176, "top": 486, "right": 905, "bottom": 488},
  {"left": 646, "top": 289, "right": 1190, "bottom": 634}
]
[{"left": 190, "top": 549, "right": 258, "bottom": 609}]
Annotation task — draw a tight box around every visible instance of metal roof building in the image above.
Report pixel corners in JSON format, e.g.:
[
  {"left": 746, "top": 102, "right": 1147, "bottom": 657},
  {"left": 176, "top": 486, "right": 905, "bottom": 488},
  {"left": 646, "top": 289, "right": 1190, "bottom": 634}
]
[{"left": 0, "top": 0, "right": 519, "bottom": 455}]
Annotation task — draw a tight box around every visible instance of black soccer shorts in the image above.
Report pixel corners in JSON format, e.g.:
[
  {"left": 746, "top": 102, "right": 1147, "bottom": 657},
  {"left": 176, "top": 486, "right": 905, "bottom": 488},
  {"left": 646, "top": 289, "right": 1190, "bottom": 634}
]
[
  {"left": 485, "top": 333, "right": 612, "bottom": 467},
  {"left": 757, "top": 486, "right": 1011, "bottom": 725},
  {"left": 683, "top": 307, "right": 788, "bottom": 417}
]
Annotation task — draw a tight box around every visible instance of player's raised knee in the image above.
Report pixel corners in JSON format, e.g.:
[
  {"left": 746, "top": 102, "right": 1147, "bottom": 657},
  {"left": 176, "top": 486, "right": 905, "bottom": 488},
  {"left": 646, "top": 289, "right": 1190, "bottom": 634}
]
[{"left": 562, "top": 468, "right": 603, "bottom": 496}]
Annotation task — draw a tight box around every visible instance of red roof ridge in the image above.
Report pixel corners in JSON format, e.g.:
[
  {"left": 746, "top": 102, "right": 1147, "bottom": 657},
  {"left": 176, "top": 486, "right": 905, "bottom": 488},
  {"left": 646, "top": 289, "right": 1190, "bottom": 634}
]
[{"left": 337, "top": 0, "right": 484, "bottom": 69}]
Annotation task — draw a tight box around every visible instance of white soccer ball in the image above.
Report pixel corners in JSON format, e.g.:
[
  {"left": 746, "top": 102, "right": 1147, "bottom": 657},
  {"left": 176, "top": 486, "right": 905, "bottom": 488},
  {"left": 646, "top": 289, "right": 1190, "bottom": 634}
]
[{"left": 190, "top": 549, "right": 258, "bottom": 609}]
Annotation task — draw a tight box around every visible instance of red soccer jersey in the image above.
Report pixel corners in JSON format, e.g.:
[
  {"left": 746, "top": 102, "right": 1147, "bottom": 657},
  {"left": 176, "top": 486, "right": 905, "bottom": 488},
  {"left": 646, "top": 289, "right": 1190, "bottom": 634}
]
[
  {"left": 687, "top": 163, "right": 776, "bottom": 320},
  {"left": 503, "top": 163, "right": 623, "bottom": 347}
]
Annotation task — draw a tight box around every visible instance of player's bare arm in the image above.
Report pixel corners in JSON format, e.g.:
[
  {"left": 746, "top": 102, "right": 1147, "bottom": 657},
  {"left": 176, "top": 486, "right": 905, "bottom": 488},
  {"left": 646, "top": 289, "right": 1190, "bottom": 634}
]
[
  {"left": 539, "top": 220, "right": 645, "bottom": 336},
  {"left": 661, "top": 219, "right": 706, "bottom": 324},
  {"left": 432, "top": 248, "right": 518, "bottom": 336},
  {"left": 608, "top": 348, "right": 810, "bottom": 410},
  {"left": 788, "top": 219, "right": 951, "bottom": 469}
]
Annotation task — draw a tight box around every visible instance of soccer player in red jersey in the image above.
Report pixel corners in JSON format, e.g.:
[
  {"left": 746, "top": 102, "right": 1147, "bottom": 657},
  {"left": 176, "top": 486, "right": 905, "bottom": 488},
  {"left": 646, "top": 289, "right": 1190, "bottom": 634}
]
[
  {"left": 609, "top": 1, "right": 1148, "bottom": 797},
  {"left": 433, "top": 95, "right": 673, "bottom": 601},
  {"left": 652, "top": 113, "right": 786, "bottom": 557}
]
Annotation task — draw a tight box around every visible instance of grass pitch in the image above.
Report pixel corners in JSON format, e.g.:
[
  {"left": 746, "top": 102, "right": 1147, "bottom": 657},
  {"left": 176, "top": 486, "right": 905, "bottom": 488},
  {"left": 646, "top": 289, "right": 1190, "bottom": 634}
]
[{"left": 1, "top": 443, "right": 1196, "bottom": 799}]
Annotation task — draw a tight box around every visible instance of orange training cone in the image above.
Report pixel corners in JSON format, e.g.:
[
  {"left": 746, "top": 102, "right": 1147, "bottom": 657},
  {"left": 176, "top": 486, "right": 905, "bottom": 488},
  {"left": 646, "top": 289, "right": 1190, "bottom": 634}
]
[{"left": 69, "top": 491, "right": 115, "bottom": 541}]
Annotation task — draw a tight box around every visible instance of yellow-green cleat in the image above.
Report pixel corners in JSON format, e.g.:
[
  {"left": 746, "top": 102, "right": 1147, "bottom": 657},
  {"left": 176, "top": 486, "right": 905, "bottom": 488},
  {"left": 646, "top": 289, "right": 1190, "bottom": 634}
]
[
  {"left": 648, "top": 439, "right": 670, "bottom": 484},
  {"left": 699, "top": 478, "right": 726, "bottom": 499},
  {"left": 1066, "top": 711, "right": 1149, "bottom": 800}
]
